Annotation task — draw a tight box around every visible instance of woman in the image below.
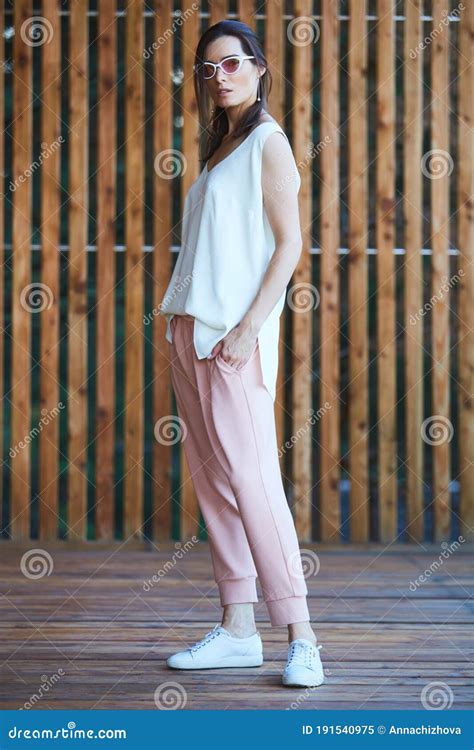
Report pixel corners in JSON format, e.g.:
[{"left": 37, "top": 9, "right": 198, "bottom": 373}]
[{"left": 160, "top": 20, "right": 324, "bottom": 688}]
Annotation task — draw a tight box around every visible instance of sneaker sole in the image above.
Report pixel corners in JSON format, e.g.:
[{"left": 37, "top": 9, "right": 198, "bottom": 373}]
[
  {"left": 282, "top": 674, "right": 325, "bottom": 687},
  {"left": 168, "top": 655, "right": 264, "bottom": 669}
]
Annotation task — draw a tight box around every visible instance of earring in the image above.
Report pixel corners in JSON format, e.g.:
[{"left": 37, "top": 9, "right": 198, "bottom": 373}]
[{"left": 256, "top": 77, "right": 261, "bottom": 102}]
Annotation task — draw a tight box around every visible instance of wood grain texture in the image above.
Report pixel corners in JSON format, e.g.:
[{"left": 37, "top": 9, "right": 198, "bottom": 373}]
[
  {"left": 96, "top": 0, "right": 117, "bottom": 540},
  {"left": 10, "top": 0, "right": 33, "bottom": 541},
  {"left": 430, "top": 0, "right": 451, "bottom": 541},
  {"left": 0, "top": 543, "right": 471, "bottom": 709},
  {"left": 179, "top": 0, "right": 201, "bottom": 540},
  {"left": 153, "top": 0, "right": 174, "bottom": 541},
  {"left": 375, "top": 0, "right": 396, "bottom": 541},
  {"left": 124, "top": 0, "right": 145, "bottom": 539},
  {"left": 1, "top": 3, "right": 470, "bottom": 547},
  {"left": 403, "top": 0, "right": 424, "bottom": 542},
  {"left": 0, "top": 0, "right": 4, "bottom": 535},
  {"left": 457, "top": 1, "right": 474, "bottom": 541},
  {"left": 67, "top": 0, "right": 88, "bottom": 540},
  {"left": 347, "top": 0, "right": 369, "bottom": 541},
  {"left": 291, "top": 0, "right": 314, "bottom": 542},
  {"left": 319, "top": 0, "right": 341, "bottom": 541},
  {"left": 265, "top": 0, "right": 286, "bottom": 455}
]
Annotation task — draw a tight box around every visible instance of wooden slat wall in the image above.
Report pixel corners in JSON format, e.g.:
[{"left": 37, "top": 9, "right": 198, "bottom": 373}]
[
  {"left": 68, "top": 0, "right": 88, "bottom": 540},
  {"left": 123, "top": 0, "right": 145, "bottom": 539},
  {"left": 96, "top": 0, "right": 117, "bottom": 540},
  {"left": 209, "top": 0, "right": 227, "bottom": 24},
  {"left": 291, "top": 0, "right": 314, "bottom": 542},
  {"left": 179, "top": 1, "right": 201, "bottom": 540},
  {"left": 39, "top": 0, "right": 61, "bottom": 541},
  {"left": 457, "top": 1, "right": 474, "bottom": 542},
  {"left": 265, "top": 1, "right": 285, "bottom": 451},
  {"left": 403, "top": 0, "right": 424, "bottom": 541},
  {"left": 430, "top": 0, "right": 451, "bottom": 541},
  {"left": 0, "top": 0, "right": 4, "bottom": 532},
  {"left": 319, "top": 0, "right": 340, "bottom": 540},
  {"left": 238, "top": 0, "right": 255, "bottom": 30},
  {"left": 375, "top": 0, "right": 396, "bottom": 541},
  {"left": 1, "top": 3, "right": 473, "bottom": 546},
  {"left": 153, "top": 0, "right": 174, "bottom": 541},
  {"left": 347, "top": 0, "right": 369, "bottom": 541},
  {"left": 10, "top": 0, "right": 33, "bottom": 541}
]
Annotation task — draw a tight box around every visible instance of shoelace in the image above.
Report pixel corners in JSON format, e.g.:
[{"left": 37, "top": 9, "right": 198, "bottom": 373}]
[
  {"left": 190, "top": 625, "right": 222, "bottom": 653},
  {"left": 286, "top": 641, "right": 322, "bottom": 668}
]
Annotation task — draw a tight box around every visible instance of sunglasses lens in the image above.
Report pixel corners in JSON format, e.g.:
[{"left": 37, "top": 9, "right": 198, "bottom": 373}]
[
  {"left": 202, "top": 63, "right": 215, "bottom": 78},
  {"left": 221, "top": 57, "right": 240, "bottom": 74}
]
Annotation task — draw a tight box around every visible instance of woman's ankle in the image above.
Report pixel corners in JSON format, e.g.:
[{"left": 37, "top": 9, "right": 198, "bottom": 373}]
[
  {"left": 288, "top": 621, "right": 317, "bottom": 645},
  {"left": 221, "top": 603, "right": 256, "bottom": 637}
]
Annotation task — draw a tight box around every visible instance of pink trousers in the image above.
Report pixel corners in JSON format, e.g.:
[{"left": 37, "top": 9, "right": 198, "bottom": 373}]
[{"left": 169, "top": 314, "right": 310, "bottom": 627}]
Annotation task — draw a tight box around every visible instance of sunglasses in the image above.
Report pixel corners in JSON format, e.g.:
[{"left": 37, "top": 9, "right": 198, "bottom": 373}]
[{"left": 194, "top": 54, "right": 256, "bottom": 80}]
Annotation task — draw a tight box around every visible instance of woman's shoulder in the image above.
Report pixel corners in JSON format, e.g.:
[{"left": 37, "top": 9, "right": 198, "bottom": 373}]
[{"left": 255, "top": 113, "right": 280, "bottom": 129}]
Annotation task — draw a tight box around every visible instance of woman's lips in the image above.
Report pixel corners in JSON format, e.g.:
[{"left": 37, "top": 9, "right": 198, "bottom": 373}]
[{"left": 218, "top": 89, "right": 231, "bottom": 97}]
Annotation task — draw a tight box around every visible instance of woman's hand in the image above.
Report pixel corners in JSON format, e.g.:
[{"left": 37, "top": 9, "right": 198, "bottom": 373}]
[{"left": 208, "top": 323, "right": 257, "bottom": 369}]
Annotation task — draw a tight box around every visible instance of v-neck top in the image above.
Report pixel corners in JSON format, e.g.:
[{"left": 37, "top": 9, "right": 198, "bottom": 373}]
[{"left": 159, "top": 119, "right": 301, "bottom": 402}]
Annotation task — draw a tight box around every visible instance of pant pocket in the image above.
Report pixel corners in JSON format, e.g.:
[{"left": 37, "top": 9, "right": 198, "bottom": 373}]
[{"left": 216, "top": 340, "right": 259, "bottom": 373}]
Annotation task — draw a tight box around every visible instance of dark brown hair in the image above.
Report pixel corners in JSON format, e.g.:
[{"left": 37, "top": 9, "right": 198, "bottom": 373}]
[{"left": 193, "top": 20, "right": 272, "bottom": 169}]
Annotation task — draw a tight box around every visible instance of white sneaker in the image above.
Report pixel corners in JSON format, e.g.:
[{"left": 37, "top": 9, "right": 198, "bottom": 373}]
[
  {"left": 166, "top": 624, "right": 263, "bottom": 669},
  {"left": 282, "top": 638, "right": 325, "bottom": 687}
]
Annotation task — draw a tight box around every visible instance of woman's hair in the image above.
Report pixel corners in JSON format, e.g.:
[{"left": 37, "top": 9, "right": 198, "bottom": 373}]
[{"left": 193, "top": 20, "right": 272, "bottom": 168}]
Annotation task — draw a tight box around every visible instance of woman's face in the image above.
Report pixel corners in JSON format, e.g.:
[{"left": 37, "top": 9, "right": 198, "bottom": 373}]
[{"left": 203, "top": 36, "right": 264, "bottom": 110}]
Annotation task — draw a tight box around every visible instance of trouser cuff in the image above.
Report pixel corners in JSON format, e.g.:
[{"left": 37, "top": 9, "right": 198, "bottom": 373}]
[
  {"left": 219, "top": 577, "right": 258, "bottom": 606},
  {"left": 266, "top": 595, "right": 310, "bottom": 626}
]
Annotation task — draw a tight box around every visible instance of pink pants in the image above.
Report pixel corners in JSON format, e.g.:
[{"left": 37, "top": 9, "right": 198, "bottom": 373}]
[{"left": 169, "top": 314, "right": 310, "bottom": 627}]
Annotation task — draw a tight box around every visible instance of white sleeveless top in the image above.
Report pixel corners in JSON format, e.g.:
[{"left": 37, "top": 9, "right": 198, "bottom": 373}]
[{"left": 159, "top": 119, "right": 301, "bottom": 401}]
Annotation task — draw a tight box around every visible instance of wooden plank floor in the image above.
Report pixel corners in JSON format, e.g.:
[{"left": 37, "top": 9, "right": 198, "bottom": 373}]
[{"left": 0, "top": 543, "right": 472, "bottom": 710}]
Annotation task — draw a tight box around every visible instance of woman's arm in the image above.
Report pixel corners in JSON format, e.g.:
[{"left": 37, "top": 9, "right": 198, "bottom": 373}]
[
  {"left": 241, "top": 131, "right": 303, "bottom": 333},
  {"left": 210, "top": 132, "right": 302, "bottom": 366}
]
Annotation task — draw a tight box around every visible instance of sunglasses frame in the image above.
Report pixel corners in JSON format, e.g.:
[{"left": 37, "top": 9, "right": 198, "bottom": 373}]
[{"left": 194, "top": 54, "right": 256, "bottom": 80}]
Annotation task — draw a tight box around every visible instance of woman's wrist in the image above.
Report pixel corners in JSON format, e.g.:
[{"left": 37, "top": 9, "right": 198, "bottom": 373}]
[{"left": 239, "top": 312, "right": 262, "bottom": 337}]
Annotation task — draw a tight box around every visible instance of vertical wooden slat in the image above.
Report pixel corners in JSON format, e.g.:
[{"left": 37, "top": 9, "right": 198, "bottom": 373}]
[
  {"left": 209, "top": 0, "right": 227, "bottom": 25},
  {"left": 404, "top": 0, "right": 423, "bottom": 541},
  {"left": 376, "top": 0, "right": 396, "bottom": 541},
  {"left": 10, "top": 0, "right": 33, "bottom": 540},
  {"left": 39, "top": 0, "right": 61, "bottom": 540},
  {"left": 96, "top": 0, "right": 117, "bottom": 540},
  {"left": 430, "top": 0, "right": 450, "bottom": 540},
  {"left": 291, "top": 0, "right": 313, "bottom": 541},
  {"left": 153, "top": 0, "right": 174, "bottom": 540},
  {"left": 68, "top": 1, "right": 88, "bottom": 540},
  {"left": 266, "top": 1, "right": 286, "bottom": 454},
  {"left": 179, "top": 0, "right": 201, "bottom": 540},
  {"left": 457, "top": 1, "right": 474, "bottom": 541},
  {"left": 124, "top": 0, "right": 145, "bottom": 539},
  {"left": 238, "top": 0, "right": 255, "bottom": 30},
  {"left": 319, "top": 0, "right": 340, "bottom": 541},
  {"left": 347, "top": 0, "right": 369, "bottom": 541},
  {"left": 0, "top": 0, "right": 4, "bottom": 531}
]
